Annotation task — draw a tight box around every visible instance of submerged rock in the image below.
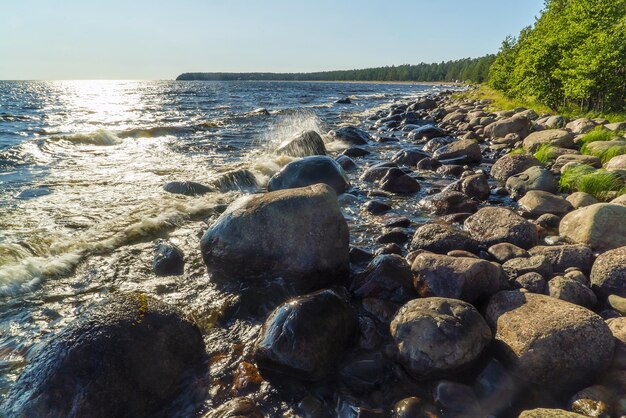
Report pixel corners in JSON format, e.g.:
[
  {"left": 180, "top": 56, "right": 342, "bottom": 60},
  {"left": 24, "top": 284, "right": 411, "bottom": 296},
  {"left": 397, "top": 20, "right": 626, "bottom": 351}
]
[
  {"left": 200, "top": 184, "right": 349, "bottom": 290},
  {"left": 3, "top": 293, "right": 206, "bottom": 418},
  {"left": 276, "top": 130, "right": 326, "bottom": 157},
  {"left": 254, "top": 289, "right": 356, "bottom": 381},
  {"left": 267, "top": 155, "right": 350, "bottom": 194},
  {"left": 153, "top": 240, "right": 185, "bottom": 276},
  {"left": 380, "top": 168, "right": 421, "bottom": 194},
  {"left": 163, "top": 180, "right": 214, "bottom": 196},
  {"left": 485, "top": 291, "right": 615, "bottom": 393},
  {"left": 212, "top": 169, "right": 259, "bottom": 192},
  {"left": 350, "top": 254, "right": 416, "bottom": 303},
  {"left": 390, "top": 297, "right": 492, "bottom": 379}
]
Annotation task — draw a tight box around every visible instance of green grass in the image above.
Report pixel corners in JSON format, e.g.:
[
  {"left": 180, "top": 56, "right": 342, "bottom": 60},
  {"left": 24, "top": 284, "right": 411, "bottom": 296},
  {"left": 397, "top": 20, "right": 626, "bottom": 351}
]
[
  {"left": 579, "top": 126, "right": 623, "bottom": 144},
  {"left": 534, "top": 144, "right": 559, "bottom": 164},
  {"left": 507, "top": 148, "right": 526, "bottom": 155},
  {"left": 581, "top": 143, "right": 626, "bottom": 163},
  {"left": 560, "top": 164, "right": 625, "bottom": 201}
]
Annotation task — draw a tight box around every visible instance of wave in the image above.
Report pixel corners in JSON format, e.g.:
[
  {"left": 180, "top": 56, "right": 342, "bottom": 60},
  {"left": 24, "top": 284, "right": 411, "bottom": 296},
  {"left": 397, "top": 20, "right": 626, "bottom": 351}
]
[
  {"left": 53, "top": 129, "right": 123, "bottom": 146},
  {"left": 118, "top": 126, "right": 193, "bottom": 138}
]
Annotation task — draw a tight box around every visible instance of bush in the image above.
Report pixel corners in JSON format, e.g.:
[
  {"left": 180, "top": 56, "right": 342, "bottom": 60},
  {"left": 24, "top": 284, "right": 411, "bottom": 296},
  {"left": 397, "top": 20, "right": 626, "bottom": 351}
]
[{"left": 534, "top": 144, "right": 559, "bottom": 164}]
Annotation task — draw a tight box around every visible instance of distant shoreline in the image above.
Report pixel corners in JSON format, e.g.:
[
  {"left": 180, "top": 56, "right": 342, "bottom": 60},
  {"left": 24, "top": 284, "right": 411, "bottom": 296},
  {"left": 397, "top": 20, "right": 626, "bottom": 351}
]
[{"left": 176, "top": 79, "right": 465, "bottom": 86}]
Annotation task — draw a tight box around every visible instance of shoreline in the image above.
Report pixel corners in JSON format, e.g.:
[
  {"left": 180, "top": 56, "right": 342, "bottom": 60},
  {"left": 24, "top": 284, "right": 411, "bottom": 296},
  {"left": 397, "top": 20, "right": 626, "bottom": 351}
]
[{"left": 3, "top": 86, "right": 625, "bottom": 417}]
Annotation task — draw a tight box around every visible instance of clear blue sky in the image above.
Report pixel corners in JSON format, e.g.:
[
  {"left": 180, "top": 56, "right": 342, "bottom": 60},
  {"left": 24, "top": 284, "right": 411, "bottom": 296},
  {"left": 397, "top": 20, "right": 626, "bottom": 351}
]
[{"left": 0, "top": 0, "right": 545, "bottom": 80}]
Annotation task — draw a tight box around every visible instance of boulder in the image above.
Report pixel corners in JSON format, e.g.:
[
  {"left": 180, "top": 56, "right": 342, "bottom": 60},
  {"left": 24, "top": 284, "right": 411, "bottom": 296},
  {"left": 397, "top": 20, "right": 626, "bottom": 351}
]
[
  {"left": 410, "top": 97, "right": 438, "bottom": 111},
  {"left": 490, "top": 154, "right": 541, "bottom": 183},
  {"left": 518, "top": 190, "right": 573, "bottom": 217},
  {"left": 607, "top": 317, "right": 626, "bottom": 368},
  {"left": 486, "top": 291, "right": 615, "bottom": 392},
  {"left": 360, "top": 162, "right": 397, "bottom": 182},
  {"left": 255, "top": 289, "right": 356, "bottom": 381},
  {"left": 514, "top": 272, "right": 546, "bottom": 293},
  {"left": 548, "top": 276, "right": 597, "bottom": 308},
  {"left": 433, "top": 139, "right": 482, "bottom": 164},
  {"left": 566, "top": 192, "right": 598, "bottom": 209},
  {"left": 553, "top": 154, "right": 602, "bottom": 172},
  {"left": 506, "top": 166, "right": 558, "bottom": 199},
  {"left": 502, "top": 255, "right": 553, "bottom": 280},
  {"left": 380, "top": 168, "right": 421, "bottom": 194},
  {"left": 519, "top": 409, "right": 587, "bottom": 418},
  {"left": 408, "top": 124, "right": 446, "bottom": 141},
  {"left": 327, "top": 126, "right": 370, "bottom": 145},
  {"left": 417, "top": 190, "right": 478, "bottom": 215},
  {"left": 411, "top": 253, "right": 506, "bottom": 303},
  {"left": 203, "top": 398, "right": 263, "bottom": 418},
  {"left": 335, "top": 155, "right": 357, "bottom": 171},
  {"left": 275, "top": 130, "right": 326, "bottom": 157},
  {"left": 446, "top": 173, "right": 490, "bottom": 200},
  {"left": 163, "top": 180, "right": 214, "bottom": 196},
  {"left": 410, "top": 223, "right": 479, "bottom": 254},
  {"left": 391, "top": 148, "right": 430, "bottom": 166},
  {"left": 583, "top": 140, "right": 626, "bottom": 158},
  {"left": 528, "top": 244, "right": 594, "bottom": 273},
  {"left": 559, "top": 203, "right": 626, "bottom": 251},
  {"left": 522, "top": 129, "right": 575, "bottom": 152},
  {"left": 605, "top": 122, "right": 626, "bottom": 131},
  {"left": 390, "top": 297, "right": 492, "bottom": 379},
  {"left": 484, "top": 115, "right": 532, "bottom": 139},
  {"left": 200, "top": 184, "right": 349, "bottom": 290},
  {"left": 566, "top": 118, "right": 596, "bottom": 134},
  {"left": 152, "top": 240, "right": 185, "bottom": 276},
  {"left": 267, "top": 156, "right": 350, "bottom": 194},
  {"left": 350, "top": 254, "right": 416, "bottom": 303},
  {"left": 464, "top": 207, "right": 538, "bottom": 249},
  {"left": 488, "top": 243, "right": 529, "bottom": 263},
  {"left": 590, "top": 246, "right": 626, "bottom": 298},
  {"left": 212, "top": 169, "right": 259, "bottom": 192},
  {"left": 606, "top": 154, "right": 626, "bottom": 172},
  {"left": 3, "top": 293, "right": 206, "bottom": 418}
]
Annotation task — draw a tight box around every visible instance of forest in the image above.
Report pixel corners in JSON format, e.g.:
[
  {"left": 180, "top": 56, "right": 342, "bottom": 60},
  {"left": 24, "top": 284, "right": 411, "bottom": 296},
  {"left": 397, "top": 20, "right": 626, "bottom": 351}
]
[
  {"left": 488, "top": 0, "right": 626, "bottom": 113},
  {"left": 176, "top": 55, "right": 495, "bottom": 83}
]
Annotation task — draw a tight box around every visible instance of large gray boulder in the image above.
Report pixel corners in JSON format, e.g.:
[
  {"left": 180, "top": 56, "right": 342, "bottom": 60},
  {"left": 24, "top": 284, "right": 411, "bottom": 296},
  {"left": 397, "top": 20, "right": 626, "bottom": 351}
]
[
  {"left": 275, "top": 130, "right": 326, "bottom": 157},
  {"left": 490, "top": 154, "right": 541, "bottom": 183},
  {"left": 464, "top": 207, "right": 538, "bottom": 249},
  {"left": 590, "top": 246, "right": 626, "bottom": 298},
  {"left": 484, "top": 115, "right": 532, "bottom": 139},
  {"left": 432, "top": 139, "right": 482, "bottom": 164},
  {"left": 559, "top": 203, "right": 626, "bottom": 251},
  {"left": 566, "top": 118, "right": 596, "bottom": 134},
  {"left": 518, "top": 190, "right": 573, "bottom": 217},
  {"left": 506, "top": 166, "right": 558, "bottom": 199},
  {"left": 522, "top": 129, "right": 575, "bottom": 152},
  {"left": 3, "top": 293, "right": 206, "bottom": 418},
  {"left": 255, "top": 289, "right": 356, "bottom": 381},
  {"left": 390, "top": 297, "right": 492, "bottom": 379},
  {"left": 411, "top": 253, "right": 506, "bottom": 303},
  {"left": 528, "top": 244, "right": 594, "bottom": 273},
  {"left": 267, "top": 156, "right": 350, "bottom": 194},
  {"left": 486, "top": 291, "right": 614, "bottom": 392},
  {"left": 200, "top": 184, "right": 349, "bottom": 290}
]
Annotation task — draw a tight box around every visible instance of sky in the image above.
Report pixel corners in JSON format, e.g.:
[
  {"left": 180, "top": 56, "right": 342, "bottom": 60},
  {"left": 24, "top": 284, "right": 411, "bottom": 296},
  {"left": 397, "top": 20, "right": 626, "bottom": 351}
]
[{"left": 0, "top": 0, "right": 546, "bottom": 80}]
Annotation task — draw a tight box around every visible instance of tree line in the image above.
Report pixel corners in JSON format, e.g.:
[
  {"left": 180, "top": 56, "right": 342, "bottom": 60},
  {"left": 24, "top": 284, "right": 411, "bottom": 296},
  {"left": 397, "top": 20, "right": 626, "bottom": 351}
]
[
  {"left": 176, "top": 55, "right": 495, "bottom": 83},
  {"left": 489, "top": 0, "right": 626, "bottom": 113}
]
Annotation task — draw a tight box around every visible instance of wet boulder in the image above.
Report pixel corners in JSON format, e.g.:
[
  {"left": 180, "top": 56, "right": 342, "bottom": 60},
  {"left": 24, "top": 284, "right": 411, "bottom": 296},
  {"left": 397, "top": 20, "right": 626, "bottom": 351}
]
[
  {"left": 410, "top": 223, "right": 480, "bottom": 254},
  {"left": 200, "top": 184, "right": 349, "bottom": 290},
  {"left": 409, "top": 97, "right": 438, "bottom": 111},
  {"left": 408, "top": 124, "right": 446, "bottom": 141},
  {"left": 485, "top": 291, "right": 615, "bottom": 393},
  {"left": 254, "top": 289, "right": 356, "bottom": 381},
  {"left": 336, "top": 154, "right": 358, "bottom": 171},
  {"left": 390, "top": 297, "right": 492, "bottom": 379},
  {"left": 590, "top": 246, "right": 626, "bottom": 298},
  {"left": 391, "top": 148, "right": 430, "bottom": 166},
  {"left": 163, "top": 180, "right": 214, "bottom": 196},
  {"left": 464, "top": 207, "right": 538, "bottom": 249},
  {"left": 212, "top": 169, "right": 259, "bottom": 192},
  {"left": 327, "top": 126, "right": 370, "bottom": 145},
  {"left": 490, "top": 154, "right": 541, "bottom": 183},
  {"left": 3, "top": 293, "right": 206, "bottom": 418},
  {"left": 445, "top": 173, "right": 490, "bottom": 200},
  {"left": 350, "top": 254, "right": 416, "bottom": 303},
  {"left": 275, "top": 130, "right": 326, "bottom": 157},
  {"left": 360, "top": 162, "right": 397, "bottom": 182},
  {"left": 417, "top": 190, "right": 478, "bottom": 215},
  {"left": 433, "top": 139, "right": 482, "bottom": 164},
  {"left": 153, "top": 240, "right": 185, "bottom": 276},
  {"left": 411, "top": 253, "right": 506, "bottom": 303},
  {"left": 203, "top": 398, "right": 263, "bottom": 418},
  {"left": 506, "top": 166, "right": 558, "bottom": 199},
  {"left": 267, "top": 155, "right": 350, "bottom": 194},
  {"left": 559, "top": 203, "right": 626, "bottom": 251},
  {"left": 380, "top": 168, "right": 421, "bottom": 194}
]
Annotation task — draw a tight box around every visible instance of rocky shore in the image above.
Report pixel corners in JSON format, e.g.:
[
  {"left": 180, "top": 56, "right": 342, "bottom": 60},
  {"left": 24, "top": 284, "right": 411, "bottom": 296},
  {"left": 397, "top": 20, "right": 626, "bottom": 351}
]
[{"left": 3, "top": 90, "right": 626, "bottom": 418}]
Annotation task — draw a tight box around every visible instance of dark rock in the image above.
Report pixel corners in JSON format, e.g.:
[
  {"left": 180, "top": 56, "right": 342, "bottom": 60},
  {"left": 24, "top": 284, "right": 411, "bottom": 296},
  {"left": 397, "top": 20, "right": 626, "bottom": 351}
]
[
  {"left": 380, "top": 168, "right": 421, "bottom": 194},
  {"left": 485, "top": 290, "right": 615, "bottom": 393},
  {"left": 201, "top": 184, "right": 349, "bottom": 290},
  {"left": 328, "top": 126, "right": 371, "bottom": 145},
  {"left": 393, "top": 397, "right": 439, "bottom": 418},
  {"left": 339, "top": 352, "right": 387, "bottom": 393},
  {"left": 433, "top": 381, "right": 480, "bottom": 414},
  {"left": 436, "top": 164, "right": 465, "bottom": 177},
  {"left": 503, "top": 255, "right": 552, "bottom": 280},
  {"left": 336, "top": 97, "right": 352, "bottom": 104},
  {"left": 445, "top": 173, "right": 490, "bottom": 200},
  {"left": 548, "top": 276, "right": 597, "bottom": 308},
  {"left": 417, "top": 190, "right": 478, "bottom": 215},
  {"left": 276, "top": 130, "right": 326, "bottom": 157},
  {"left": 488, "top": 243, "right": 529, "bottom": 263},
  {"left": 433, "top": 139, "right": 482, "bottom": 164},
  {"left": 203, "top": 398, "right": 263, "bottom": 418},
  {"left": 375, "top": 243, "right": 403, "bottom": 256},
  {"left": 415, "top": 158, "right": 442, "bottom": 171},
  {"left": 255, "top": 289, "right": 356, "bottom": 381},
  {"left": 410, "top": 223, "right": 479, "bottom": 254},
  {"left": 391, "top": 149, "right": 430, "bottom": 166},
  {"left": 382, "top": 216, "right": 412, "bottom": 228},
  {"left": 4, "top": 293, "right": 206, "bottom": 418},
  {"left": 153, "top": 240, "right": 185, "bottom": 276},
  {"left": 409, "top": 98, "right": 437, "bottom": 111},
  {"left": 528, "top": 244, "right": 594, "bottom": 273},
  {"left": 514, "top": 272, "right": 546, "bottom": 293},
  {"left": 343, "top": 146, "right": 370, "bottom": 158},
  {"left": 350, "top": 254, "right": 415, "bottom": 303},
  {"left": 474, "top": 359, "right": 516, "bottom": 416},
  {"left": 163, "top": 180, "right": 214, "bottom": 196},
  {"left": 212, "top": 169, "right": 259, "bottom": 192},
  {"left": 411, "top": 253, "right": 506, "bottom": 303},
  {"left": 490, "top": 154, "right": 541, "bottom": 183},
  {"left": 536, "top": 213, "right": 561, "bottom": 228},
  {"left": 363, "top": 200, "right": 391, "bottom": 215},
  {"left": 408, "top": 124, "right": 446, "bottom": 141},
  {"left": 336, "top": 155, "right": 358, "bottom": 171},
  {"left": 360, "top": 162, "right": 398, "bottom": 182},
  {"left": 350, "top": 247, "right": 374, "bottom": 265},
  {"left": 390, "top": 297, "right": 492, "bottom": 379},
  {"left": 376, "top": 229, "right": 410, "bottom": 245},
  {"left": 268, "top": 156, "right": 350, "bottom": 194},
  {"left": 423, "top": 137, "right": 453, "bottom": 153},
  {"left": 464, "top": 207, "right": 538, "bottom": 249}
]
